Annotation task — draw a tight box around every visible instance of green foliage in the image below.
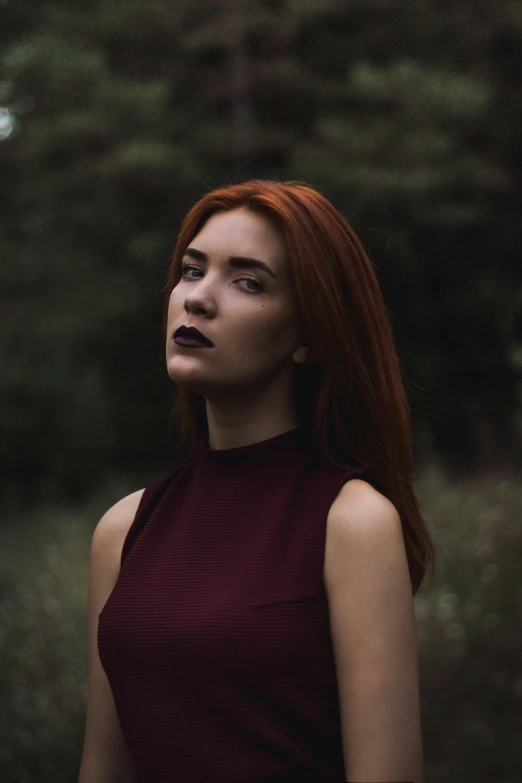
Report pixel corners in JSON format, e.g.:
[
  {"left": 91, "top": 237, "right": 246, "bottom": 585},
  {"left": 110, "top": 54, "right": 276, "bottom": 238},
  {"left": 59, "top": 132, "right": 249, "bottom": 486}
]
[
  {"left": 0, "top": 480, "right": 136, "bottom": 781},
  {"left": 1, "top": 0, "right": 521, "bottom": 504},
  {"left": 0, "top": 472, "right": 521, "bottom": 781},
  {"left": 413, "top": 470, "right": 522, "bottom": 780}
]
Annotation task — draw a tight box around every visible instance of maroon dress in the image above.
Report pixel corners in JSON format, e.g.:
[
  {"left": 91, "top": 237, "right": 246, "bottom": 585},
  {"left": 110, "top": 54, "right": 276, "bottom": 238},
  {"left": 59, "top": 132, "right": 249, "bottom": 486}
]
[{"left": 98, "top": 426, "right": 368, "bottom": 782}]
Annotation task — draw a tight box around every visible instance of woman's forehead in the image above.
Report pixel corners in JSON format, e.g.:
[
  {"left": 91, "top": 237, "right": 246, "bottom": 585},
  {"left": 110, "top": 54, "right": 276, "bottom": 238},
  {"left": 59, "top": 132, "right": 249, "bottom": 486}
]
[{"left": 192, "top": 209, "right": 286, "bottom": 262}]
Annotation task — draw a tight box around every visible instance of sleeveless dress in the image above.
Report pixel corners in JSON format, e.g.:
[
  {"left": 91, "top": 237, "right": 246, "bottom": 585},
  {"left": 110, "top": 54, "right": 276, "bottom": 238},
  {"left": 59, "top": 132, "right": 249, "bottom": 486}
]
[{"left": 97, "top": 425, "right": 369, "bottom": 783}]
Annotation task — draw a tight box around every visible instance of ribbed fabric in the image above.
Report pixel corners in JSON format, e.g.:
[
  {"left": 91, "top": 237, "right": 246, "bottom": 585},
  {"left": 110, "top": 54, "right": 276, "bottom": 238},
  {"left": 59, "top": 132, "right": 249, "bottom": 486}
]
[{"left": 97, "top": 425, "right": 368, "bottom": 783}]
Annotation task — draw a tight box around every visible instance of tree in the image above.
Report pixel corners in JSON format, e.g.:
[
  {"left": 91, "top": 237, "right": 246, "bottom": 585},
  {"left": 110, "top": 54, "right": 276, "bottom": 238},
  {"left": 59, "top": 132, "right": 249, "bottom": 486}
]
[{"left": 1, "top": 0, "right": 521, "bottom": 507}]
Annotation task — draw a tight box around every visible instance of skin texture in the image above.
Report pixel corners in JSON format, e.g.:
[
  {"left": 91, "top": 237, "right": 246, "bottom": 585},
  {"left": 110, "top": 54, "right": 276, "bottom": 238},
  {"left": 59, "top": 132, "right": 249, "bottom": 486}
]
[
  {"left": 325, "top": 479, "right": 424, "bottom": 783},
  {"left": 165, "top": 207, "right": 314, "bottom": 450},
  {"left": 78, "top": 490, "right": 144, "bottom": 783}
]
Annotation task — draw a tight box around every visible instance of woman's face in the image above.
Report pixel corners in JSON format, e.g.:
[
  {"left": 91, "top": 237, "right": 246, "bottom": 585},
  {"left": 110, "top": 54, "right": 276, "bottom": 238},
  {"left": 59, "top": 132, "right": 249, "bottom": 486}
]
[{"left": 165, "top": 207, "right": 306, "bottom": 402}]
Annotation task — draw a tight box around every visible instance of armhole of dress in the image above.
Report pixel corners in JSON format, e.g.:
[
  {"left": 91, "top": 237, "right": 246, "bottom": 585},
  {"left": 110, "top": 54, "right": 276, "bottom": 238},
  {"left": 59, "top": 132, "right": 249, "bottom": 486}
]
[
  {"left": 119, "top": 461, "right": 191, "bottom": 568},
  {"left": 324, "top": 463, "right": 377, "bottom": 509},
  {"left": 120, "top": 484, "right": 158, "bottom": 569}
]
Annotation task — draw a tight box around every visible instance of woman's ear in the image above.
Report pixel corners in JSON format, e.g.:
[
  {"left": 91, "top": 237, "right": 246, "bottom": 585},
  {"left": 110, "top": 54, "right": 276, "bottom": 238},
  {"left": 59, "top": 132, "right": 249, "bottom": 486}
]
[{"left": 292, "top": 343, "right": 319, "bottom": 364}]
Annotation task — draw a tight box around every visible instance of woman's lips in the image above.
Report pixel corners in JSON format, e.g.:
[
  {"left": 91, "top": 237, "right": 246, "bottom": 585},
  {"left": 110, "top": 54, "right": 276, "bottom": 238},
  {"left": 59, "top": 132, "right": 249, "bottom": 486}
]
[{"left": 174, "top": 336, "right": 214, "bottom": 348}]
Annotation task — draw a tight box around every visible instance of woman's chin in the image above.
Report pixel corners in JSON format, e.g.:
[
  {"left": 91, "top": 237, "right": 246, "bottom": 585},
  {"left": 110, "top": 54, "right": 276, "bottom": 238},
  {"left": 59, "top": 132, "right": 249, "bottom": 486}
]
[{"left": 166, "top": 364, "right": 208, "bottom": 394}]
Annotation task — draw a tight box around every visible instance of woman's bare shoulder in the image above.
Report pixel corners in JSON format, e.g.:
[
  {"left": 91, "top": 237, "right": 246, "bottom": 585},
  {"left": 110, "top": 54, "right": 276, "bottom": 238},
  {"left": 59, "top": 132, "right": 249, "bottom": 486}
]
[{"left": 92, "top": 488, "right": 146, "bottom": 557}]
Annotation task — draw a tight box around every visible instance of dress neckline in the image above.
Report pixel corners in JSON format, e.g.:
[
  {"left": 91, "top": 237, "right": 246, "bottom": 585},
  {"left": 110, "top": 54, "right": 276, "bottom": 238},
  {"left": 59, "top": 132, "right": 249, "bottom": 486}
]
[{"left": 197, "top": 425, "right": 306, "bottom": 467}]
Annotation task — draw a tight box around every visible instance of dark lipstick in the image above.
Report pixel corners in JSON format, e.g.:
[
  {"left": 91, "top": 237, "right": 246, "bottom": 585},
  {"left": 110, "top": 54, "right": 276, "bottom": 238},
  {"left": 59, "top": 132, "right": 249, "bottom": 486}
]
[{"left": 173, "top": 325, "right": 214, "bottom": 347}]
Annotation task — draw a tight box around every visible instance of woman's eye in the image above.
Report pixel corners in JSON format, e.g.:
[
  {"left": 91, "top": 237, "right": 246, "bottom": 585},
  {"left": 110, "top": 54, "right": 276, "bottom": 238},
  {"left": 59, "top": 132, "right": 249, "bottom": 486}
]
[
  {"left": 181, "top": 264, "right": 199, "bottom": 278},
  {"left": 180, "top": 264, "right": 264, "bottom": 293}
]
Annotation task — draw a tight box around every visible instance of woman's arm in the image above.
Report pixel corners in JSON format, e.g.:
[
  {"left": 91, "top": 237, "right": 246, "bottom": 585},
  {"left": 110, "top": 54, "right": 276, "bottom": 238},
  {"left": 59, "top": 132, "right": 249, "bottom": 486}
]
[
  {"left": 325, "top": 479, "right": 424, "bottom": 783},
  {"left": 77, "top": 490, "right": 144, "bottom": 783}
]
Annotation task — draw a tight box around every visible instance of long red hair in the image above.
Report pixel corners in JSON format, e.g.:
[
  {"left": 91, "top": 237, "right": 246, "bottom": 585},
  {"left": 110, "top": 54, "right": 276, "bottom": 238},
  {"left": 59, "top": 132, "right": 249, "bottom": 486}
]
[{"left": 163, "top": 180, "right": 435, "bottom": 595}]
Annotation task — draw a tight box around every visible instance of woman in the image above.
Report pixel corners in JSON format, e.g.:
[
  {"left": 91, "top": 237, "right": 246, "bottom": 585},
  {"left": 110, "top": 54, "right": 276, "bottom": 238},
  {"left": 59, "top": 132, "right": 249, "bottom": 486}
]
[{"left": 79, "top": 180, "right": 434, "bottom": 783}]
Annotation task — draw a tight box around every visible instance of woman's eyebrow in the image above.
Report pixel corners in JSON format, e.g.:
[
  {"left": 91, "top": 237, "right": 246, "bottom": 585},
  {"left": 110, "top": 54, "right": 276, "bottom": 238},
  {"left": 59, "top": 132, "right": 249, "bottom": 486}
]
[{"left": 183, "top": 247, "right": 276, "bottom": 279}]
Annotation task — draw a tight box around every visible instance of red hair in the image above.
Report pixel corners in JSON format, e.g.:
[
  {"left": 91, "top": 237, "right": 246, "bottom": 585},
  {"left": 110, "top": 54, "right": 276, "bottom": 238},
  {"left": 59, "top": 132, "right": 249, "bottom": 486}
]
[{"left": 163, "top": 180, "right": 435, "bottom": 595}]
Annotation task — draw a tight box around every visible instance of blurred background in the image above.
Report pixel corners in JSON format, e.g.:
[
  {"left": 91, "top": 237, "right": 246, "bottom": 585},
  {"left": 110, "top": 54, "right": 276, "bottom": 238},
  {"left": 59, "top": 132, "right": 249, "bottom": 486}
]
[{"left": 1, "top": 1, "right": 521, "bottom": 781}]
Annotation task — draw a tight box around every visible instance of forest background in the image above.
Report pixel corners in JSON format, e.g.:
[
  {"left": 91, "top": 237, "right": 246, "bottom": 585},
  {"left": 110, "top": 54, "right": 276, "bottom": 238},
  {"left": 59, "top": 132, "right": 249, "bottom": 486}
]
[{"left": 0, "top": 1, "right": 521, "bottom": 782}]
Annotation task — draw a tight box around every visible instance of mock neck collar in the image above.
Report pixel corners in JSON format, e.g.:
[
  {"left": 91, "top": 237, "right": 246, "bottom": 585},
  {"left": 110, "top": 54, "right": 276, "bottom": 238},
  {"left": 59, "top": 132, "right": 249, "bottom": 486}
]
[{"left": 196, "top": 425, "right": 307, "bottom": 471}]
